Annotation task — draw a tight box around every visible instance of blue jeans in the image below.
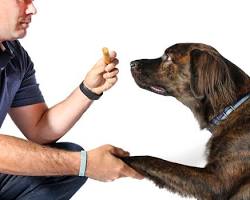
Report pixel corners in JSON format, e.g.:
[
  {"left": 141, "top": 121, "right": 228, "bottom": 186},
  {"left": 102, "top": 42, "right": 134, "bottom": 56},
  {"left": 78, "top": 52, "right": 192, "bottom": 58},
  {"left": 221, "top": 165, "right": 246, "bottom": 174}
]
[{"left": 0, "top": 142, "right": 88, "bottom": 200}]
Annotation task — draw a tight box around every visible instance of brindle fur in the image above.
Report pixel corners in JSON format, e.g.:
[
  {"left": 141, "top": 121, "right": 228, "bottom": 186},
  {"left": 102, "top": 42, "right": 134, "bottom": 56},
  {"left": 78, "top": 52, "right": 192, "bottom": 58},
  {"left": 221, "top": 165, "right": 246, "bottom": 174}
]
[{"left": 122, "top": 43, "right": 250, "bottom": 200}]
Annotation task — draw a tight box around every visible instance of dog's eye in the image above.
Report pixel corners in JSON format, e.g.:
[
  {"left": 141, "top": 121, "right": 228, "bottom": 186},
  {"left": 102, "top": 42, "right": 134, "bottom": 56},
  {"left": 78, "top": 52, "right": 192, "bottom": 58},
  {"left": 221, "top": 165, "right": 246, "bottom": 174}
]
[
  {"left": 163, "top": 54, "right": 172, "bottom": 62},
  {"left": 167, "top": 55, "right": 172, "bottom": 61}
]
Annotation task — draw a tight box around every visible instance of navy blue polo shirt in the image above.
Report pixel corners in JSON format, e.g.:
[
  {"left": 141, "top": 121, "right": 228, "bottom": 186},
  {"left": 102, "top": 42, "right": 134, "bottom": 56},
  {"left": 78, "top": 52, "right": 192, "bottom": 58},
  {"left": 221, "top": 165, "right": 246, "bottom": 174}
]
[{"left": 0, "top": 40, "right": 44, "bottom": 127}]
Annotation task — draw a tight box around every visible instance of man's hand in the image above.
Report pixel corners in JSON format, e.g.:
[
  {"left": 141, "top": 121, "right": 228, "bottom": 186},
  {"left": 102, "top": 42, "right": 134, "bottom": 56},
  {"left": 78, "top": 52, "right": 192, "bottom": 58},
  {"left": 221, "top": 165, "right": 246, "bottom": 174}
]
[
  {"left": 83, "top": 51, "right": 119, "bottom": 95},
  {"left": 9, "top": 50, "right": 119, "bottom": 144},
  {"left": 85, "top": 144, "right": 144, "bottom": 182}
]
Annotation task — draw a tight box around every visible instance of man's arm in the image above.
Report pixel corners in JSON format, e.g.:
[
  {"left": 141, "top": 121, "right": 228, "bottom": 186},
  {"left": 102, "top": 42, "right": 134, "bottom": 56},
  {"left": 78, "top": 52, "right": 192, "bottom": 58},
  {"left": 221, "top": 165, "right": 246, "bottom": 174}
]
[
  {"left": 5, "top": 50, "right": 143, "bottom": 180},
  {"left": 0, "top": 134, "right": 143, "bottom": 180},
  {"left": 0, "top": 134, "right": 80, "bottom": 176},
  {"left": 9, "top": 88, "right": 92, "bottom": 144},
  {"left": 9, "top": 51, "right": 118, "bottom": 145}
]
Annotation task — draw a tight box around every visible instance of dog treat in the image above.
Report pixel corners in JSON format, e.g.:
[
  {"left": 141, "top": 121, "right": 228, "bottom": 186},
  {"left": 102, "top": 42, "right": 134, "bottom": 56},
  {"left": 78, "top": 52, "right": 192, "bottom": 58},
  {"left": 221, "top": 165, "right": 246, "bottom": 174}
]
[{"left": 102, "top": 47, "right": 111, "bottom": 64}]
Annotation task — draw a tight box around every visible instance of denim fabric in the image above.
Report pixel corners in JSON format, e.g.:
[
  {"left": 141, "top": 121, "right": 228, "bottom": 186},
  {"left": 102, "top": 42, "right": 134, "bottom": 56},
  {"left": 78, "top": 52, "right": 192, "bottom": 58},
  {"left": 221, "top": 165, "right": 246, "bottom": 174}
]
[{"left": 0, "top": 142, "right": 88, "bottom": 200}]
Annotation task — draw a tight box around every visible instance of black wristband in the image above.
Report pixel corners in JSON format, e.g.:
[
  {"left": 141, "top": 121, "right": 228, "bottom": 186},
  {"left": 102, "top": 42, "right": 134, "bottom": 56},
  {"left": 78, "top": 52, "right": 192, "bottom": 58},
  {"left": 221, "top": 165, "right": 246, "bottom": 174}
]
[{"left": 79, "top": 82, "right": 103, "bottom": 100}]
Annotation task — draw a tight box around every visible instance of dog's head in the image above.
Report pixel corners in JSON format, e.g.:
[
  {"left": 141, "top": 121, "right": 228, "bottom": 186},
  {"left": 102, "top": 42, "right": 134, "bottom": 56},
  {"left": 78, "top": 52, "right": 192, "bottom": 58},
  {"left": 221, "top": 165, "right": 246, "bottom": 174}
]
[{"left": 131, "top": 43, "right": 249, "bottom": 128}]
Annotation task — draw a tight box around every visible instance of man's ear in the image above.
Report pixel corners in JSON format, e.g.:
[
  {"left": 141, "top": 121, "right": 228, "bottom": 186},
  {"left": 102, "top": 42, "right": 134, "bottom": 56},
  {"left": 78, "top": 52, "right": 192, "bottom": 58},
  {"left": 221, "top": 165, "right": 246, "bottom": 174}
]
[{"left": 189, "top": 49, "right": 236, "bottom": 112}]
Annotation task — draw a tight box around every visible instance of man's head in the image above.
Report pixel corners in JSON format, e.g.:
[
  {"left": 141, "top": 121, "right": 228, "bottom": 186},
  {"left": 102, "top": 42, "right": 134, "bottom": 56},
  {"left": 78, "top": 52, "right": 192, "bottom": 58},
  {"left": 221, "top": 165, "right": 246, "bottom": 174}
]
[{"left": 0, "top": 0, "right": 37, "bottom": 42}]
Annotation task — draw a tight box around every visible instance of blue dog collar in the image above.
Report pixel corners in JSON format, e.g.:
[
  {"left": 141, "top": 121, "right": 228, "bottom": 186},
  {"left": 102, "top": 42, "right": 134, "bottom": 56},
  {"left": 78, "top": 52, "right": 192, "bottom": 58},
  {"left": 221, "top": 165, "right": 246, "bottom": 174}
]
[{"left": 210, "top": 93, "right": 250, "bottom": 126}]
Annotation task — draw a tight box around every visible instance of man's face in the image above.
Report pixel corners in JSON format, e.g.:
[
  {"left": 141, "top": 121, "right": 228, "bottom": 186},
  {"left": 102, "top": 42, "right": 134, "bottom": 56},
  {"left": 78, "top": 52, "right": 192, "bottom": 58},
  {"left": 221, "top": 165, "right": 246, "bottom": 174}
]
[{"left": 0, "top": 0, "right": 37, "bottom": 41}]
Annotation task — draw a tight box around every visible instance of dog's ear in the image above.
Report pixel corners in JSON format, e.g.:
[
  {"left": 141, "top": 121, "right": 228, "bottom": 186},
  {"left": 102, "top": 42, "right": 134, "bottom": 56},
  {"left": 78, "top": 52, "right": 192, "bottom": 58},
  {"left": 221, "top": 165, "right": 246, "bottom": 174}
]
[
  {"left": 221, "top": 56, "right": 250, "bottom": 96},
  {"left": 190, "top": 49, "right": 236, "bottom": 112},
  {"left": 189, "top": 49, "right": 206, "bottom": 99}
]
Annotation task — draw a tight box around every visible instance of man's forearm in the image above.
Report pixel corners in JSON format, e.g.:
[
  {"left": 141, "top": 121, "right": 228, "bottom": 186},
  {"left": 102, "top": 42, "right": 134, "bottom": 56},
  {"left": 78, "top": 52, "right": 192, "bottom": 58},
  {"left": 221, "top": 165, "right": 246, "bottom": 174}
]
[
  {"left": 0, "top": 134, "right": 80, "bottom": 176},
  {"left": 34, "top": 87, "right": 92, "bottom": 144}
]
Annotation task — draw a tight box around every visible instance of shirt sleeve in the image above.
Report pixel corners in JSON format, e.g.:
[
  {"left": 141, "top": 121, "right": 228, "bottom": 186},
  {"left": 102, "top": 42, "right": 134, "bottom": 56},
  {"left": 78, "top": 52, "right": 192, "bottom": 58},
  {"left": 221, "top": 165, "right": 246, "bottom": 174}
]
[{"left": 11, "top": 42, "right": 45, "bottom": 107}]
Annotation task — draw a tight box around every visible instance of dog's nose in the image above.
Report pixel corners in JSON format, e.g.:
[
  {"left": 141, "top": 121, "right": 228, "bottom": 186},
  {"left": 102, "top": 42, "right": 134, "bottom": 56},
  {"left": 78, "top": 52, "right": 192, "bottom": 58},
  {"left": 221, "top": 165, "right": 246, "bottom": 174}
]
[{"left": 130, "top": 60, "right": 139, "bottom": 69}]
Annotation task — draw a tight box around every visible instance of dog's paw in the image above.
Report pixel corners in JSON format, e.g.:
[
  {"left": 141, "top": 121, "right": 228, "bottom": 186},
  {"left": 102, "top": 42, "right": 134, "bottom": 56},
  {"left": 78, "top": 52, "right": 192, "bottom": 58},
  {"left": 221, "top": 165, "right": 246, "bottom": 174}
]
[{"left": 121, "top": 156, "right": 168, "bottom": 188}]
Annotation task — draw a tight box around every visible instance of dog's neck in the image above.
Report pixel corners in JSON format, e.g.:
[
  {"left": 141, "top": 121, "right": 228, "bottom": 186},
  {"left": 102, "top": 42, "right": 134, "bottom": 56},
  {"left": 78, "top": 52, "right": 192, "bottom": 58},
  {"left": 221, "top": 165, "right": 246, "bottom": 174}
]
[
  {"left": 209, "top": 93, "right": 250, "bottom": 126},
  {"left": 208, "top": 101, "right": 250, "bottom": 138},
  {"left": 207, "top": 93, "right": 250, "bottom": 134},
  {"left": 191, "top": 64, "right": 250, "bottom": 135},
  {"left": 185, "top": 88, "right": 250, "bottom": 135}
]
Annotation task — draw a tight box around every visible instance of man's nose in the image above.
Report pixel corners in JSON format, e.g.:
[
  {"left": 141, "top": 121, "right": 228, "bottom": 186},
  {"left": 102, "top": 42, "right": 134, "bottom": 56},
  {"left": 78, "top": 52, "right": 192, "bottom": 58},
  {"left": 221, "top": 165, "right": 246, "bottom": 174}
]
[{"left": 26, "top": 2, "right": 37, "bottom": 15}]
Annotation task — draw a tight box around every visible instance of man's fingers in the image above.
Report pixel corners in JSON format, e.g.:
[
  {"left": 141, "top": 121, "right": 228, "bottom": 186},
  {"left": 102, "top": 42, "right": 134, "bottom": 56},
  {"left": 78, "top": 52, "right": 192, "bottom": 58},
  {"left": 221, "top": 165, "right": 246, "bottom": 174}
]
[
  {"left": 103, "top": 68, "right": 119, "bottom": 79},
  {"left": 102, "top": 48, "right": 117, "bottom": 64},
  {"left": 94, "top": 55, "right": 118, "bottom": 74},
  {"left": 121, "top": 164, "right": 144, "bottom": 180},
  {"left": 105, "top": 59, "right": 119, "bottom": 72},
  {"left": 101, "top": 145, "right": 145, "bottom": 181},
  {"left": 109, "top": 146, "right": 145, "bottom": 180},
  {"left": 109, "top": 51, "right": 117, "bottom": 60},
  {"left": 110, "top": 146, "right": 130, "bottom": 157}
]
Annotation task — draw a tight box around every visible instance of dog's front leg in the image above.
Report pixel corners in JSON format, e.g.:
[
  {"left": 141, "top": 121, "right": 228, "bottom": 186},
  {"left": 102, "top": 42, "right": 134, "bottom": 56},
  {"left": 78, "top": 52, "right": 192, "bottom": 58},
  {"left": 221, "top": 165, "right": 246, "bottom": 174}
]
[{"left": 122, "top": 156, "right": 222, "bottom": 200}]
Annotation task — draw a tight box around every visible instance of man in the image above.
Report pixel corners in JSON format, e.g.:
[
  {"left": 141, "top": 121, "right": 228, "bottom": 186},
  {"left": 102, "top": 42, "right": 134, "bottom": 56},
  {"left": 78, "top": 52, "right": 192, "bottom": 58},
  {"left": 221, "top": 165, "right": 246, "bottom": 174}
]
[{"left": 0, "top": 0, "right": 143, "bottom": 199}]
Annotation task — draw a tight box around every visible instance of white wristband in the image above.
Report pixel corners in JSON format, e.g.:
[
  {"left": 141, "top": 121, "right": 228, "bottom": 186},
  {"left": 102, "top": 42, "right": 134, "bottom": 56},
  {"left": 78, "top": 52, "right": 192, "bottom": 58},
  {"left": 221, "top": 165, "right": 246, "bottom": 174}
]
[{"left": 79, "top": 150, "right": 87, "bottom": 176}]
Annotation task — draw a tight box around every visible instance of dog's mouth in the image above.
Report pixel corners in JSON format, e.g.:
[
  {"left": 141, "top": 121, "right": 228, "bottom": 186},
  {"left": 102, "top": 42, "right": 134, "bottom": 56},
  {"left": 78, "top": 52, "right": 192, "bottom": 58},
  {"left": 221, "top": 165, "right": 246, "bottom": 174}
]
[
  {"left": 130, "top": 61, "right": 169, "bottom": 96},
  {"left": 133, "top": 74, "right": 168, "bottom": 95},
  {"left": 132, "top": 67, "right": 169, "bottom": 96},
  {"left": 149, "top": 85, "right": 167, "bottom": 95}
]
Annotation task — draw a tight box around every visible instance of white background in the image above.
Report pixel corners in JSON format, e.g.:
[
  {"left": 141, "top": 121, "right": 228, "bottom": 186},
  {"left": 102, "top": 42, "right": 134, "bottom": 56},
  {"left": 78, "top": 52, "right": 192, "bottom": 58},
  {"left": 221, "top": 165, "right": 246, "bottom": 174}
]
[{"left": 1, "top": 0, "right": 250, "bottom": 199}]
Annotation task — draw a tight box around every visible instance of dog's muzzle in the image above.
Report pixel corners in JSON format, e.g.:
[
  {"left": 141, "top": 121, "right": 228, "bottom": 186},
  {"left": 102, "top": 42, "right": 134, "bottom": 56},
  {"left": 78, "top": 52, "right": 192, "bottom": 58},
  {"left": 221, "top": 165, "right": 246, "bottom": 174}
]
[{"left": 130, "top": 60, "right": 169, "bottom": 96}]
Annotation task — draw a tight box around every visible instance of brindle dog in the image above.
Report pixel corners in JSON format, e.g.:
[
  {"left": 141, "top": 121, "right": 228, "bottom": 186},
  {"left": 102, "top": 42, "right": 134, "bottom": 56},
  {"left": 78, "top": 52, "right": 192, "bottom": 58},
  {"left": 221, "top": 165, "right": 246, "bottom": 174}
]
[{"left": 122, "top": 43, "right": 250, "bottom": 200}]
